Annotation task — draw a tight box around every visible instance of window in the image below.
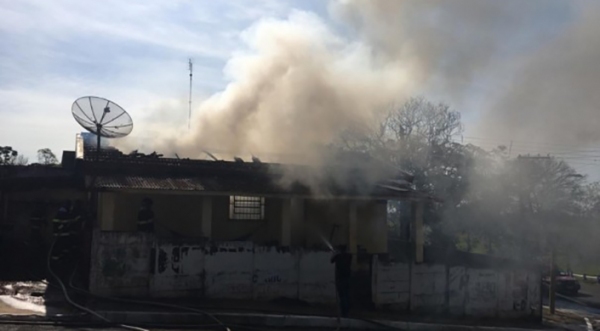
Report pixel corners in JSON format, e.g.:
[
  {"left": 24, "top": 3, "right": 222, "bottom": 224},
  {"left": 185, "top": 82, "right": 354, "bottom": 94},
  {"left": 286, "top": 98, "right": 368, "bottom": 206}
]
[{"left": 229, "top": 196, "right": 265, "bottom": 220}]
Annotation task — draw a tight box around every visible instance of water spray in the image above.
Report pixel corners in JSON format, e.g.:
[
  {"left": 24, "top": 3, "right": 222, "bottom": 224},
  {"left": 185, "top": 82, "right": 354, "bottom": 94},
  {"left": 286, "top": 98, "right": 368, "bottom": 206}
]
[
  {"left": 318, "top": 232, "right": 335, "bottom": 252},
  {"left": 307, "top": 222, "right": 337, "bottom": 252}
]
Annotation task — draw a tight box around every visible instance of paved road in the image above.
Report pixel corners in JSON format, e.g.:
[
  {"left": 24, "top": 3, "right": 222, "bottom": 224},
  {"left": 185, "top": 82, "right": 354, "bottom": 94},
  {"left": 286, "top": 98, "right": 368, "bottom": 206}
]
[{"left": 0, "top": 324, "right": 219, "bottom": 331}]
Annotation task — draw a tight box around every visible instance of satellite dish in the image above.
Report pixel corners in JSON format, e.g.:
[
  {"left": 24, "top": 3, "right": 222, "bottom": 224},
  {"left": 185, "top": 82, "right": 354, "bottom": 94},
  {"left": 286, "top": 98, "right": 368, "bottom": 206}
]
[{"left": 71, "top": 96, "right": 133, "bottom": 160}]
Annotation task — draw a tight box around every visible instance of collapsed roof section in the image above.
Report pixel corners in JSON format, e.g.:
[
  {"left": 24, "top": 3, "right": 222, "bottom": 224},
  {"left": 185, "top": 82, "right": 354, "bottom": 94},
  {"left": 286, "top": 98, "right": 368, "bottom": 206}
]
[
  {"left": 1, "top": 145, "right": 436, "bottom": 201},
  {"left": 81, "top": 147, "right": 433, "bottom": 201}
]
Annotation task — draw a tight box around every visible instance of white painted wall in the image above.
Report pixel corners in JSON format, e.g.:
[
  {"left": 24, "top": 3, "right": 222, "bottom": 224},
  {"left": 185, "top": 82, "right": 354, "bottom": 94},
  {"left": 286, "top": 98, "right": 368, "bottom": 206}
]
[
  {"left": 448, "top": 266, "right": 467, "bottom": 316},
  {"left": 299, "top": 250, "right": 336, "bottom": 303},
  {"left": 253, "top": 246, "right": 298, "bottom": 300},
  {"left": 89, "top": 230, "right": 153, "bottom": 297},
  {"left": 371, "top": 258, "right": 410, "bottom": 309},
  {"left": 204, "top": 241, "right": 254, "bottom": 300},
  {"left": 411, "top": 263, "right": 446, "bottom": 312},
  {"left": 150, "top": 242, "right": 205, "bottom": 297},
  {"left": 115, "top": 240, "right": 336, "bottom": 303},
  {"left": 371, "top": 256, "right": 542, "bottom": 319}
]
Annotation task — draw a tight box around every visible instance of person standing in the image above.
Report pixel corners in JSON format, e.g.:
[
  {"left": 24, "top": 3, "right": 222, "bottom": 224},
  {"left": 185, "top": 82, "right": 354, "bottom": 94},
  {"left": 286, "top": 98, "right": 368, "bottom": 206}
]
[
  {"left": 69, "top": 200, "right": 86, "bottom": 258},
  {"left": 50, "top": 200, "right": 79, "bottom": 281},
  {"left": 330, "top": 244, "right": 352, "bottom": 318},
  {"left": 137, "top": 198, "right": 155, "bottom": 233}
]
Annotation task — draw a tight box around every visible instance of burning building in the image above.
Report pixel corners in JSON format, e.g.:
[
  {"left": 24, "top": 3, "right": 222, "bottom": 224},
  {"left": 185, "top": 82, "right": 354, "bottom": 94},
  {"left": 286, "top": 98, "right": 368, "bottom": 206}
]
[{"left": 0, "top": 137, "right": 542, "bottom": 320}]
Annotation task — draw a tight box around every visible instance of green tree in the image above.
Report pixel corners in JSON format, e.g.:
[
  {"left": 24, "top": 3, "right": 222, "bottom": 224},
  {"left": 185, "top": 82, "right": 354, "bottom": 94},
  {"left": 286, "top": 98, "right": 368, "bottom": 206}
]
[
  {"left": 0, "top": 146, "right": 28, "bottom": 165},
  {"left": 37, "top": 148, "right": 58, "bottom": 165},
  {"left": 335, "top": 97, "right": 473, "bottom": 248}
]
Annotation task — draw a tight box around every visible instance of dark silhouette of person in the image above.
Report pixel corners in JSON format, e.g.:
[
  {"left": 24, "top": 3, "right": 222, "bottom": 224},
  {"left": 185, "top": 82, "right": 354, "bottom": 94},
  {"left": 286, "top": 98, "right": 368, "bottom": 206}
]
[
  {"left": 137, "top": 198, "right": 155, "bottom": 233},
  {"left": 50, "top": 200, "right": 76, "bottom": 279},
  {"left": 331, "top": 244, "right": 352, "bottom": 317},
  {"left": 69, "top": 200, "right": 87, "bottom": 260}
]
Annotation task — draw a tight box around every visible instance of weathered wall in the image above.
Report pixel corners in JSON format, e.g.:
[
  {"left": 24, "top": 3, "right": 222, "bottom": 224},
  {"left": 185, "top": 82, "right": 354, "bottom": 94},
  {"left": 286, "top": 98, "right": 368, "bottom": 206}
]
[
  {"left": 150, "top": 241, "right": 205, "bottom": 297},
  {"left": 253, "top": 246, "right": 298, "bottom": 300},
  {"left": 90, "top": 233, "right": 335, "bottom": 303},
  {"left": 298, "top": 250, "right": 336, "bottom": 303},
  {"left": 89, "top": 230, "right": 153, "bottom": 297},
  {"left": 371, "top": 257, "right": 410, "bottom": 309},
  {"left": 411, "top": 263, "right": 447, "bottom": 313},
  {"left": 205, "top": 241, "right": 255, "bottom": 299},
  {"left": 371, "top": 256, "right": 542, "bottom": 319}
]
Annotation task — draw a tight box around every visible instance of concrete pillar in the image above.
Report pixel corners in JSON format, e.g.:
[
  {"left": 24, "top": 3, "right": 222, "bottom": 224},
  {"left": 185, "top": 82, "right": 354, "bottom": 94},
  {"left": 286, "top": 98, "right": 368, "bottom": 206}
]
[
  {"left": 349, "top": 201, "right": 358, "bottom": 266},
  {"left": 281, "top": 198, "right": 292, "bottom": 246},
  {"left": 290, "top": 197, "right": 304, "bottom": 247},
  {"left": 372, "top": 200, "right": 388, "bottom": 254},
  {"left": 413, "top": 201, "right": 424, "bottom": 263},
  {"left": 201, "top": 196, "right": 212, "bottom": 238},
  {"left": 98, "top": 192, "right": 116, "bottom": 231}
]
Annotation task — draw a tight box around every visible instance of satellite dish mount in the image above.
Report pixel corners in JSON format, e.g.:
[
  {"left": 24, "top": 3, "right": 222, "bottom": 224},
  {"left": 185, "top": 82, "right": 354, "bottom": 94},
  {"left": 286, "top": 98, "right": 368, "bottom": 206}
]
[{"left": 71, "top": 96, "right": 133, "bottom": 161}]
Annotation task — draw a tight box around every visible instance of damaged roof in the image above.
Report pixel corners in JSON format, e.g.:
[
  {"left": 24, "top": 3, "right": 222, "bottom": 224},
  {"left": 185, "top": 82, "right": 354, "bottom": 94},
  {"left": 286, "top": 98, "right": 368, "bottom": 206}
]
[
  {"left": 1, "top": 146, "right": 435, "bottom": 201},
  {"left": 84, "top": 152, "right": 432, "bottom": 200}
]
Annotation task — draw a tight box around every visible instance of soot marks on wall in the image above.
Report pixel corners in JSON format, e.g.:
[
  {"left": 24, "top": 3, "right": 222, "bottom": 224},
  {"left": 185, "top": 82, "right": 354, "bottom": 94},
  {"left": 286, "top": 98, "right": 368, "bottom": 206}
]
[
  {"left": 90, "top": 231, "right": 153, "bottom": 297},
  {"left": 91, "top": 234, "right": 336, "bottom": 302}
]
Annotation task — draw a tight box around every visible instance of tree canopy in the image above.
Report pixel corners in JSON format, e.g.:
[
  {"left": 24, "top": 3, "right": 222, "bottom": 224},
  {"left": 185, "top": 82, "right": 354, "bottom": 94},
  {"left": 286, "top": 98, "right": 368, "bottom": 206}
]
[
  {"left": 37, "top": 148, "right": 58, "bottom": 165},
  {"left": 0, "top": 146, "right": 28, "bottom": 165},
  {"left": 334, "top": 97, "right": 599, "bottom": 263}
]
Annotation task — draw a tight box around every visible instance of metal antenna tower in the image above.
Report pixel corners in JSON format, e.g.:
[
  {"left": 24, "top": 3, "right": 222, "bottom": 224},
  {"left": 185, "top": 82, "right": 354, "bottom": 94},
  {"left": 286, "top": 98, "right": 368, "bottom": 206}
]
[{"left": 188, "top": 58, "right": 193, "bottom": 130}]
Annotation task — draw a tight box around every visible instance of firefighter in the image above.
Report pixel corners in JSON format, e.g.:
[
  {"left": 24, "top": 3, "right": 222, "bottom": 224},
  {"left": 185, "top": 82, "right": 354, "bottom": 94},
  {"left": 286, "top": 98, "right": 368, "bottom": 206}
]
[
  {"left": 51, "top": 200, "right": 75, "bottom": 263},
  {"left": 137, "top": 198, "right": 155, "bottom": 233},
  {"left": 69, "top": 200, "right": 85, "bottom": 257},
  {"left": 331, "top": 245, "right": 352, "bottom": 318}
]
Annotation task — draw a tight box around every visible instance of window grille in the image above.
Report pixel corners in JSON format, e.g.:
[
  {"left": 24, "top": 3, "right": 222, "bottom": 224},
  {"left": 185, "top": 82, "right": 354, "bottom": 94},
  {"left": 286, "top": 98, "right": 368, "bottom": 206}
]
[{"left": 229, "top": 196, "right": 265, "bottom": 220}]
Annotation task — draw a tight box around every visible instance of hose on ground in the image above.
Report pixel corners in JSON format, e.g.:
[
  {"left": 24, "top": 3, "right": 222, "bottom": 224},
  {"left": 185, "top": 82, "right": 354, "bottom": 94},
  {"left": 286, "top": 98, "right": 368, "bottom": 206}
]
[
  {"left": 46, "top": 238, "right": 149, "bottom": 331},
  {"left": 68, "top": 268, "right": 232, "bottom": 331}
]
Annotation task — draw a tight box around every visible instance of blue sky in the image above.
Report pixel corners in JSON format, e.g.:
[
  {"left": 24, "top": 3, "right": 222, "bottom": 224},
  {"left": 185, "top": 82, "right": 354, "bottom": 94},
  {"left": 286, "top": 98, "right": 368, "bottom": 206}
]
[
  {"left": 0, "top": 0, "right": 325, "bottom": 160},
  {"left": 1, "top": 0, "right": 591, "bottom": 172}
]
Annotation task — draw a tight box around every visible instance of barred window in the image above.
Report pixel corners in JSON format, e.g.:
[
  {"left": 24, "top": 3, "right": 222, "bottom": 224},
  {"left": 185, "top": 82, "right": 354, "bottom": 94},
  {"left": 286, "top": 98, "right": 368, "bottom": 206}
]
[{"left": 229, "top": 196, "right": 265, "bottom": 220}]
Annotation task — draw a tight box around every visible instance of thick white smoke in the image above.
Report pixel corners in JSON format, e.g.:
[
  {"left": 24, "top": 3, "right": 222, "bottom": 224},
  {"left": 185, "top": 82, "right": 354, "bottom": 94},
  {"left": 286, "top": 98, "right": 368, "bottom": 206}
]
[{"left": 122, "top": 0, "right": 600, "bottom": 162}]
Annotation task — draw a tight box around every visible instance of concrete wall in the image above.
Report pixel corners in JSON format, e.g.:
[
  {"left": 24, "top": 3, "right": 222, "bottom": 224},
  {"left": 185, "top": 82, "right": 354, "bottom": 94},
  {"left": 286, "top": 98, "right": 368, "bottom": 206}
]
[
  {"left": 90, "top": 233, "right": 336, "bottom": 303},
  {"left": 205, "top": 241, "right": 255, "bottom": 299},
  {"left": 371, "top": 257, "right": 542, "bottom": 319},
  {"left": 150, "top": 241, "right": 205, "bottom": 297},
  {"left": 89, "top": 230, "right": 153, "bottom": 297}
]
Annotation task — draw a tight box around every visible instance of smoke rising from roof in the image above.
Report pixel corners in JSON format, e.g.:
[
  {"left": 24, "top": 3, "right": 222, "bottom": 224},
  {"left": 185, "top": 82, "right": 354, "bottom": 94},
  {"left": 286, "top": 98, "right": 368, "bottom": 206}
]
[{"left": 122, "top": 0, "right": 599, "bottom": 162}]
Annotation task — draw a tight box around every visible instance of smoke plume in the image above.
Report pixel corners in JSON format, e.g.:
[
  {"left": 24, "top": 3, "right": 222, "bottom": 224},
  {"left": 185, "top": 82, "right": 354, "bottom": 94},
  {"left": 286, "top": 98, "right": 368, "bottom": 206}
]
[
  {"left": 479, "top": 4, "right": 600, "bottom": 147},
  {"left": 124, "top": 0, "right": 600, "bottom": 163}
]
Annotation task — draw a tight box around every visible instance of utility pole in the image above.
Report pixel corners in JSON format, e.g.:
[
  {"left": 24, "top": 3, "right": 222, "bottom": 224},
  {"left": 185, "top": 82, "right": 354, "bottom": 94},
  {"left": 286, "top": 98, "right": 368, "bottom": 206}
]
[
  {"left": 550, "top": 246, "right": 556, "bottom": 314},
  {"left": 517, "top": 154, "right": 557, "bottom": 314},
  {"left": 188, "top": 58, "right": 193, "bottom": 130}
]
